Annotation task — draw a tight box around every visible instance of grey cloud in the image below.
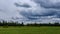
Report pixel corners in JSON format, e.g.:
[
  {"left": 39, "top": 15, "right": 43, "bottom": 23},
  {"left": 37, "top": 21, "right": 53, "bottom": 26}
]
[
  {"left": 19, "top": 9, "right": 57, "bottom": 20},
  {"left": 0, "top": 9, "right": 2, "bottom": 11},
  {"left": 14, "top": 2, "right": 31, "bottom": 8},
  {"left": 14, "top": 0, "right": 60, "bottom": 22},
  {"left": 55, "top": 11, "right": 60, "bottom": 18},
  {"left": 0, "top": 0, "right": 60, "bottom": 23},
  {"left": 32, "top": 0, "right": 60, "bottom": 9},
  {"left": 20, "top": 10, "right": 40, "bottom": 20}
]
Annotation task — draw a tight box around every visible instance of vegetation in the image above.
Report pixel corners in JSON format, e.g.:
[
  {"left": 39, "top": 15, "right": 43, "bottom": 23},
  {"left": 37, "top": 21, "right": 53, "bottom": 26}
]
[
  {"left": 0, "top": 26, "right": 60, "bottom": 34},
  {"left": 0, "top": 20, "right": 60, "bottom": 34},
  {"left": 0, "top": 20, "right": 60, "bottom": 26}
]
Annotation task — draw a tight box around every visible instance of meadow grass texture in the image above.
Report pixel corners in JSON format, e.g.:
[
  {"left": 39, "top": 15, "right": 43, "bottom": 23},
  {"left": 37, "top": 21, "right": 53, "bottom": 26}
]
[{"left": 0, "top": 26, "right": 60, "bottom": 34}]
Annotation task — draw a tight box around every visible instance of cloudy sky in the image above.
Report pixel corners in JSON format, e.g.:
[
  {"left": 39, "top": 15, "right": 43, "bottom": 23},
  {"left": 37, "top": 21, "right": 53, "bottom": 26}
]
[{"left": 0, "top": 0, "right": 60, "bottom": 23}]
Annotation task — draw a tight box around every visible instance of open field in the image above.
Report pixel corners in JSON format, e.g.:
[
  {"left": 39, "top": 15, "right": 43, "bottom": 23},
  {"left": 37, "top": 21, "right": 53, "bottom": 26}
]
[{"left": 0, "top": 26, "right": 60, "bottom": 34}]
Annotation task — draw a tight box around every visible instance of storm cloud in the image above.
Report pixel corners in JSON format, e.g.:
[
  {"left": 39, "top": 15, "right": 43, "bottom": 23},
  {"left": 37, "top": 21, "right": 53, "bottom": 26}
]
[
  {"left": 17, "top": 0, "right": 60, "bottom": 22},
  {"left": 20, "top": 9, "right": 57, "bottom": 20},
  {"left": 32, "top": 0, "right": 60, "bottom": 9}
]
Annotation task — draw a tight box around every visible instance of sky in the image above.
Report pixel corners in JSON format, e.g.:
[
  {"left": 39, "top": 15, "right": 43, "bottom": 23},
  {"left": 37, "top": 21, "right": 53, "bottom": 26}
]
[{"left": 0, "top": 0, "right": 60, "bottom": 24}]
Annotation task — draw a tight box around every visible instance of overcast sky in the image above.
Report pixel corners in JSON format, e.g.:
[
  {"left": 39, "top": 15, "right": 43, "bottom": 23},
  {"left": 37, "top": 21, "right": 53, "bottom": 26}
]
[{"left": 0, "top": 0, "right": 60, "bottom": 23}]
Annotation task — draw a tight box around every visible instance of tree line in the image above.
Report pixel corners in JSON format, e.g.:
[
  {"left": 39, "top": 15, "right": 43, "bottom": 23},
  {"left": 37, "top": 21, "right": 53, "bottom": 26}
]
[{"left": 0, "top": 20, "right": 60, "bottom": 26}]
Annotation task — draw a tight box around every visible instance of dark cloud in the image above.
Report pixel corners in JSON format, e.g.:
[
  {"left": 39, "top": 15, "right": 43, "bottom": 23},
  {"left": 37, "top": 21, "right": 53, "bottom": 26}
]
[
  {"left": 19, "top": 9, "right": 57, "bottom": 20},
  {"left": 55, "top": 11, "right": 60, "bottom": 18},
  {"left": 20, "top": 10, "right": 40, "bottom": 20},
  {"left": 14, "top": 2, "right": 31, "bottom": 8},
  {"left": 32, "top": 0, "right": 60, "bottom": 9},
  {"left": 12, "top": 0, "right": 60, "bottom": 22}
]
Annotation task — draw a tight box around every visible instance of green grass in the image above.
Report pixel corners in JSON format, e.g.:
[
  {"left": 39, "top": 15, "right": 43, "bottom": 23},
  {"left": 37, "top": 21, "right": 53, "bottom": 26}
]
[{"left": 0, "top": 26, "right": 60, "bottom": 34}]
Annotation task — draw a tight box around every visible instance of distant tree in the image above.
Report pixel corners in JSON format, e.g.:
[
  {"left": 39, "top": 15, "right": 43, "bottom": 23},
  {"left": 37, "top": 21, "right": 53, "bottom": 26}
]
[{"left": 21, "top": 22, "right": 24, "bottom": 26}]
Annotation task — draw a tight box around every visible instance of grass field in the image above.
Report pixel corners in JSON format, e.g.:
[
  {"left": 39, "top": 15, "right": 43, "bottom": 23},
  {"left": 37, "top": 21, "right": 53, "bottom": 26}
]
[{"left": 0, "top": 26, "right": 60, "bottom": 34}]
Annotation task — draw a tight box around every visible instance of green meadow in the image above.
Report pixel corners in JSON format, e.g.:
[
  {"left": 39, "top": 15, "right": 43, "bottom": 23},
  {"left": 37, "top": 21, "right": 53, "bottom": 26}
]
[{"left": 0, "top": 26, "right": 60, "bottom": 34}]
